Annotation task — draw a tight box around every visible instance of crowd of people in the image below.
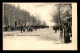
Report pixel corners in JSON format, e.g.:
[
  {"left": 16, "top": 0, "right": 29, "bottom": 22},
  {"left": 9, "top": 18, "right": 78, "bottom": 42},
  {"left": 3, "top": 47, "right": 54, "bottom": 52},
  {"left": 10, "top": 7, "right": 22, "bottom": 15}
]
[{"left": 3, "top": 25, "right": 49, "bottom": 33}]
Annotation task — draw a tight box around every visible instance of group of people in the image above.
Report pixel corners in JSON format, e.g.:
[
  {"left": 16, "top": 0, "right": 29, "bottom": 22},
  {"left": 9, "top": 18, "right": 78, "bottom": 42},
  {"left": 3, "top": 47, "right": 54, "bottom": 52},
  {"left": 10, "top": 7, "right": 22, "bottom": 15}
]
[
  {"left": 3, "top": 25, "right": 49, "bottom": 33},
  {"left": 21, "top": 25, "right": 33, "bottom": 33},
  {"left": 4, "top": 25, "right": 34, "bottom": 33}
]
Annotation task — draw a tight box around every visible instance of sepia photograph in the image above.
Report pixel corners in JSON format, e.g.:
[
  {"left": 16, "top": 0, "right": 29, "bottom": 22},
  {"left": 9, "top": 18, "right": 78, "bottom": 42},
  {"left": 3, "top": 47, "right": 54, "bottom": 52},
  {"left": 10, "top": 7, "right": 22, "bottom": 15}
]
[{"left": 2, "top": 2, "right": 77, "bottom": 50}]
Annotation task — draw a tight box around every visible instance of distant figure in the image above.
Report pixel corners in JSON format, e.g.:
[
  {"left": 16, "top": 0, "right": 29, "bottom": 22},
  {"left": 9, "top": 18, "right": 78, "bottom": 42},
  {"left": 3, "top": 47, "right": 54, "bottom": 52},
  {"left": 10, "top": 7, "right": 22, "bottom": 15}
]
[
  {"left": 34, "top": 26, "right": 37, "bottom": 31},
  {"left": 29, "top": 26, "right": 33, "bottom": 32},
  {"left": 57, "top": 26, "right": 59, "bottom": 31},
  {"left": 5, "top": 26, "right": 8, "bottom": 31},
  {"left": 60, "top": 25, "right": 63, "bottom": 32},
  {"left": 19, "top": 26, "right": 21, "bottom": 31},
  {"left": 55, "top": 26, "right": 57, "bottom": 33},
  {"left": 11, "top": 25, "right": 14, "bottom": 31},
  {"left": 23, "top": 26, "right": 26, "bottom": 32},
  {"left": 21, "top": 25, "right": 23, "bottom": 33},
  {"left": 27, "top": 26, "right": 29, "bottom": 32}
]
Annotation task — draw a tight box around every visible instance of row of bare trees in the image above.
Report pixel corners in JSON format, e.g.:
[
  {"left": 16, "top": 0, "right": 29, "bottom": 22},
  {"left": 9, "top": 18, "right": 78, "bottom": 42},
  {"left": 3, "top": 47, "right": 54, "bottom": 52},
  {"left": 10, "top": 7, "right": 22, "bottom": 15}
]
[{"left": 52, "top": 3, "right": 72, "bottom": 26}]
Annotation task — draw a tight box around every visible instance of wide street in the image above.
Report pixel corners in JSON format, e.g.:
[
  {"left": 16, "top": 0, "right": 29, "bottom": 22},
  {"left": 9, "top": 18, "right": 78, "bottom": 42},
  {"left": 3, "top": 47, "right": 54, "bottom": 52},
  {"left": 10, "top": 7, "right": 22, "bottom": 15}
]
[{"left": 3, "top": 28, "right": 64, "bottom": 50}]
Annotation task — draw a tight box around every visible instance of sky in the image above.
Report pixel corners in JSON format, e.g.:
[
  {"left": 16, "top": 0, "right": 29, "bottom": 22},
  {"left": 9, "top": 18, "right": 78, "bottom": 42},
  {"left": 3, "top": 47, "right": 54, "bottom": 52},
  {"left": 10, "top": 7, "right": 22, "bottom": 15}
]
[{"left": 3, "top": 3, "right": 59, "bottom": 26}]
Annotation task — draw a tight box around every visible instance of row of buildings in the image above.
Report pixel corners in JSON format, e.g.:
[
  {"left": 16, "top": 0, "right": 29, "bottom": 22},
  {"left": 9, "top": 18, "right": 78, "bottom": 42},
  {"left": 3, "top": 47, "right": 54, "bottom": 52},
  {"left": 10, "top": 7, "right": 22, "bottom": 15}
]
[{"left": 3, "top": 4, "right": 45, "bottom": 29}]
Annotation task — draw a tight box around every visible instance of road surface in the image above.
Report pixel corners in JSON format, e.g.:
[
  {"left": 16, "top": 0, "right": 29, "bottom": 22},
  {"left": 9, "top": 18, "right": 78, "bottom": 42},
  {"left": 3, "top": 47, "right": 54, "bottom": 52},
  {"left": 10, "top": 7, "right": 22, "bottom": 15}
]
[{"left": 3, "top": 28, "right": 64, "bottom": 50}]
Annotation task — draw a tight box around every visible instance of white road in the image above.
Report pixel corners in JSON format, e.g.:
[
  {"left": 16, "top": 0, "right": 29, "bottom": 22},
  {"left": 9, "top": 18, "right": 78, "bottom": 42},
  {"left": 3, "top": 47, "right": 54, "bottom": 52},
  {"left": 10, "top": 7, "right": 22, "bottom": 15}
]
[{"left": 3, "top": 28, "right": 65, "bottom": 50}]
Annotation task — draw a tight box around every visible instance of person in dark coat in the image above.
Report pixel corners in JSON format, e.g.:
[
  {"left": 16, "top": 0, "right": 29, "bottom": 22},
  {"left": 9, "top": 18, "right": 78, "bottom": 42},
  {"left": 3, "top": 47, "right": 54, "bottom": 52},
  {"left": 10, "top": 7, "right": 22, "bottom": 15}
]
[
  {"left": 57, "top": 26, "right": 59, "bottom": 31},
  {"left": 29, "top": 25, "right": 33, "bottom": 32},
  {"left": 60, "top": 25, "right": 63, "bottom": 32},
  {"left": 21, "top": 25, "right": 23, "bottom": 33},
  {"left": 23, "top": 26, "right": 26, "bottom": 32},
  {"left": 55, "top": 26, "right": 57, "bottom": 33}
]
